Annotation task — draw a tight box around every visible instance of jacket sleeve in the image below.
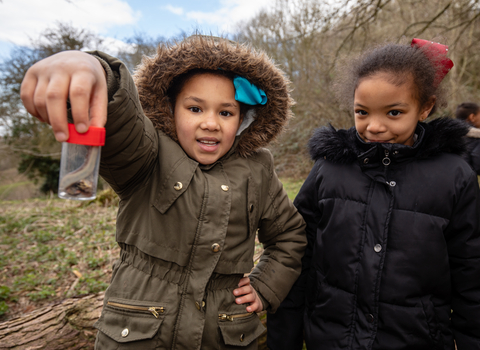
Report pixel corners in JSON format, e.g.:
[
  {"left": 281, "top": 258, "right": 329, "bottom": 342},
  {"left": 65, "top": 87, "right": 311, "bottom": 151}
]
[
  {"left": 248, "top": 150, "right": 306, "bottom": 314},
  {"left": 87, "top": 51, "right": 159, "bottom": 198},
  {"left": 446, "top": 167, "right": 480, "bottom": 349},
  {"left": 266, "top": 160, "right": 321, "bottom": 350},
  {"left": 468, "top": 140, "right": 480, "bottom": 175}
]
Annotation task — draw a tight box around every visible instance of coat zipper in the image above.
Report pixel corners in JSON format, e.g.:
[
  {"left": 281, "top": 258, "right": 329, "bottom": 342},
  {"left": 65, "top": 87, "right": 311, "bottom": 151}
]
[
  {"left": 218, "top": 311, "right": 254, "bottom": 321},
  {"left": 382, "top": 150, "right": 391, "bottom": 166},
  {"left": 107, "top": 301, "right": 165, "bottom": 318}
]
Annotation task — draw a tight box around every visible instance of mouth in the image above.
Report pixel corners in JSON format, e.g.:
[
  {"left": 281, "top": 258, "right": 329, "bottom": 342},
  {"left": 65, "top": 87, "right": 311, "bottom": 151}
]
[
  {"left": 366, "top": 139, "right": 391, "bottom": 143},
  {"left": 197, "top": 138, "right": 219, "bottom": 151}
]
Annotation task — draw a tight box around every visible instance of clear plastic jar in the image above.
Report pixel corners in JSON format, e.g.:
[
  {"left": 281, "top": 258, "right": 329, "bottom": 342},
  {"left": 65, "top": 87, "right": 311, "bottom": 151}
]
[{"left": 58, "top": 124, "right": 105, "bottom": 200}]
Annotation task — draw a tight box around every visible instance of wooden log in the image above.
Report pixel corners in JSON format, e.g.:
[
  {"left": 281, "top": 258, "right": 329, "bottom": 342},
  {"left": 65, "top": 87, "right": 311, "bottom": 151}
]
[{"left": 0, "top": 293, "right": 104, "bottom": 350}]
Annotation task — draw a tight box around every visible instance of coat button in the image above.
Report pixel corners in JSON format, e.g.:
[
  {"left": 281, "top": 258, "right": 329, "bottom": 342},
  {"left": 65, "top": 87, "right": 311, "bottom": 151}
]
[
  {"left": 388, "top": 181, "right": 396, "bottom": 187},
  {"left": 221, "top": 185, "right": 229, "bottom": 191},
  {"left": 121, "top": 328, "right": 129, "bottom": 337},
  {"left": 174, "top": 182, "right": 183, "bottom": 191},
  {"left": 212, "top": 243, "right": 221, "bottom": 252},
  {"left": 240, "top": 334, "right": 245, "bottom": 342},
  {"left": 368, "top": 314, "right": 374, "bottom": 323},
  {"left": 249, "top": 204, "right": 254, "bottom": 212},
  {"left": 363, "top": 158, "right": 369, "bottom": 164},
  {"left": 374, "top": 244, "right": 382, "bottom": 253}
]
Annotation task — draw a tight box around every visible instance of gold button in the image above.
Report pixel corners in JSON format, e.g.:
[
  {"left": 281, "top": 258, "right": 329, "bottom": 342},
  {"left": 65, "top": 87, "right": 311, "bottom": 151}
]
[
  {"left": 195, "top": 301, "right": 201, "bottom": 310},
  {"left": 202, "top": 301, "right": 206, "bottom": 308},
  {"left": 240, "top": 334, "right": 245, "bottom": 342},
  {"left": 221, "top": 185, "right": 229, "bottom": 191},
  {"left": 212, "top": 243, "right": 220, "bottom": 252},
  {"left": 121, "top": 328, "right": 129, "bottom": 338},
  {"left": 174, "top": 182, "right": 183, "bottom": 191}
]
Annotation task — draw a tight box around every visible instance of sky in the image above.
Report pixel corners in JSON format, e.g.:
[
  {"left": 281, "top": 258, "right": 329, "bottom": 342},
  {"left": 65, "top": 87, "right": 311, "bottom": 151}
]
[{"left": 0, "top": 0, "right": 275, "bottom": 59}]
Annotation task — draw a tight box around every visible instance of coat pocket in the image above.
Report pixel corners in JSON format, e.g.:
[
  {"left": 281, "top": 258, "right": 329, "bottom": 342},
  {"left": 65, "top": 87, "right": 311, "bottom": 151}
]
[
  {"left": 94, "top": 297, "right": 166, "bottom": 347},
  {"left": 420, "top": 295, "right": 443, "bottom": 348},
  {"left": 218, "top": 312, "right": 266, "bottom": 347}
]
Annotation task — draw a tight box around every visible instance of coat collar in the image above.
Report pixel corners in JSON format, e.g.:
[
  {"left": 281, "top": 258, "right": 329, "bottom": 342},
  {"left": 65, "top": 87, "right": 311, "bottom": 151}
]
[{"left": 308, "top": 117, "right": 468, "bottom": 164}]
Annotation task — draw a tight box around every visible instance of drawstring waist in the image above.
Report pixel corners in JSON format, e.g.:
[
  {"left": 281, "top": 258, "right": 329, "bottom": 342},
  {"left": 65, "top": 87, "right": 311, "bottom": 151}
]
[{"left": 118, "top": 243, "right": 244, "bottom": 290}]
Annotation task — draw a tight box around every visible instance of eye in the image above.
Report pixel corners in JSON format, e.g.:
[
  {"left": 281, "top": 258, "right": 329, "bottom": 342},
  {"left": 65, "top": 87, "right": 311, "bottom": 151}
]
[
  {"left": 388, "top": 110, "right": 401, "bottom": 117},
  {"left": 189, "top": 107, "right": 201, "bottom": 113},
  {"left": 220, "top": 110, "right": 233, "bottom": 117},
  {"left": 355, "top": 109, "right": 368, "bottom": 116}
]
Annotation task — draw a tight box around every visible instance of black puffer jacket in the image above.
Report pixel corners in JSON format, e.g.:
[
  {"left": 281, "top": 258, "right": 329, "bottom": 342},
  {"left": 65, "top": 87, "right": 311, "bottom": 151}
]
[
  {"left": 267, "top": 118, "right": 480, "bottom": 350},
  {"left": 463, "top": 126, "right": 480, "bottom": 175}
]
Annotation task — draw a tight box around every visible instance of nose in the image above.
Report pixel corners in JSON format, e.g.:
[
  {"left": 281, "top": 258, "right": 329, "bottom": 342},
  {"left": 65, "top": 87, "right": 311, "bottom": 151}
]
[
  {"left": 366, "top": 115, "right": 386, "bottom": 134},
  {"left": 201, "top": 111, "right": 220, "bottom": 131}
]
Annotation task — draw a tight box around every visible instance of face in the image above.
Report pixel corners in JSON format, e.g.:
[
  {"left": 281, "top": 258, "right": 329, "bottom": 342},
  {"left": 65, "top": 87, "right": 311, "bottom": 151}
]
[
  {"left": 174, "top": 73, "right": 243, "bottom": 165},
  {"left": 354, "top": 72, "right": 434, "bottom": 146},
  {"left": 468, "top": 111, "right": 480, "bottom": 129}
]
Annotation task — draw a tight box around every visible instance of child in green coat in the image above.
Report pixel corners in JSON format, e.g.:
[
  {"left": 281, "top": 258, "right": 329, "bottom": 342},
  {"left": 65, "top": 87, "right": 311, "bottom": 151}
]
[{"left": 21, "top": 36, "right": 306, "bottom": 349}]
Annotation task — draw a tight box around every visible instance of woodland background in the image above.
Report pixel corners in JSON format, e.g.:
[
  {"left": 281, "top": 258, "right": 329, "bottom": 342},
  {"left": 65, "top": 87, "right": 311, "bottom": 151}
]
[{"left": 0, "top": 0, "right": 479, "bottom": 348}]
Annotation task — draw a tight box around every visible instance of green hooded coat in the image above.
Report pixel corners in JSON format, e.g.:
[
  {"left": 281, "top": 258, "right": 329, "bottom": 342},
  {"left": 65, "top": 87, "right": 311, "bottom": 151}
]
[{"left": 90, "top": 36, "right": 306, "bottom": 350}]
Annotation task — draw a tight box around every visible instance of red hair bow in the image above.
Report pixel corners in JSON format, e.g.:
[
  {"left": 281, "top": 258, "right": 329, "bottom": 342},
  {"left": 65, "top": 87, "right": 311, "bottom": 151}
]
[{"left": 411, "top": 38, "right": 454, "bottom": 86}]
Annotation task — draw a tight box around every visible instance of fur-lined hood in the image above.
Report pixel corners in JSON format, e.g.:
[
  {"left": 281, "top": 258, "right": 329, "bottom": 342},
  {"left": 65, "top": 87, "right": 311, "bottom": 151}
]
[
  {"left": 308, "top": 117, "right": 468, "bottom": 163},
  {"left": 467, "top": 125, "right": 480, "bottom": 139},
  {"left": 133, "top": 35, "right": 293, "bottom": 158}
]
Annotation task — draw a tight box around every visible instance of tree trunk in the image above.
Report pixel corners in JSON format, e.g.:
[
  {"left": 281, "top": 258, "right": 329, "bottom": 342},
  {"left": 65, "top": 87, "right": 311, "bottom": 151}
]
[
  {"left": 0, "top": 293, "right": 269, "bottom": 349},
  {"left": 0, "top": 293, "right": 104, "bottom": 350}
]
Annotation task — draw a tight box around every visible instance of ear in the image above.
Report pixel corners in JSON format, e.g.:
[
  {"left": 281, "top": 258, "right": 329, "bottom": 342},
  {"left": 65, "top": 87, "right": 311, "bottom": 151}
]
[
  {"left": 467, "top": 113, "right": 476, "bottom": 124},
  {"left": 419, "top": 96, "right": 436, "bottom": 121}
]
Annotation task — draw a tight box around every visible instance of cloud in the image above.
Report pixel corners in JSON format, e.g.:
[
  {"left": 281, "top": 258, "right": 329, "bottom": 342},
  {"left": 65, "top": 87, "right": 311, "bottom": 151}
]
[
  {"left": 0, "top": 0, "right": 140, "bottom": 46},
  {"left": 185, "top": 0, "right": 274, "bottom": 31},
  {"left": 164, "top": 4, "right": 184, "bottom": 16}
]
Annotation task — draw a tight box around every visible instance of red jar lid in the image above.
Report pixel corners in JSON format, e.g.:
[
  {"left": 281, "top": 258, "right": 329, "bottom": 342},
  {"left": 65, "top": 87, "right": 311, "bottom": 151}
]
[{"left": 66, "top": 124, "right": 105, "bottom": 146}]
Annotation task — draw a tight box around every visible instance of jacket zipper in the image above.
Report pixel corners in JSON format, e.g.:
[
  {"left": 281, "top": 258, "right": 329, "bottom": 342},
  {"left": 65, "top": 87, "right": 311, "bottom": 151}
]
[
  {"left": 107, "top": 301, "right": 165, "bottom": 318},
  {"left": 218, "top": 311, "right": 254, "bottom": 321},
  {"left": 382, "top": 150, "right": 391, "bottom": 166}
]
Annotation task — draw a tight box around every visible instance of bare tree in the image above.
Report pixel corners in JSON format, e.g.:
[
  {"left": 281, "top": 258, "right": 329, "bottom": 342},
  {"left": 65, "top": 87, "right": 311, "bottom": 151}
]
[{"left": 237, "top": 0, "right": 480, "bottom": 177}]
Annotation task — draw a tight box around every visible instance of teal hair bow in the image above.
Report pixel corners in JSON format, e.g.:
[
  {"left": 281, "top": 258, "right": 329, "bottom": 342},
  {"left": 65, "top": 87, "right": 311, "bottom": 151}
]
[{"left": 233, "top": 75, "right": 267, "bottom": 106}]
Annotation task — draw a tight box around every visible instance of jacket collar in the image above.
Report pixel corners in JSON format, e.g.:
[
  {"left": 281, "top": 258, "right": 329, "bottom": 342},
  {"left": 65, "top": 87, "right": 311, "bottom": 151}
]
[{"left": 308, "top": 117, "right": 468, "bottom": 165}]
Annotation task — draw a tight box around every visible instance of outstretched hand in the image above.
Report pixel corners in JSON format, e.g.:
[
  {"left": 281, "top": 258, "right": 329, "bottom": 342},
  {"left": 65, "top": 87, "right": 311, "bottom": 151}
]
[
  {"left": 233, "top": 277, "right": 264, "bottom": 313},
  {"left": 20, "top": 50, "right": 108, "bottom": 142}
]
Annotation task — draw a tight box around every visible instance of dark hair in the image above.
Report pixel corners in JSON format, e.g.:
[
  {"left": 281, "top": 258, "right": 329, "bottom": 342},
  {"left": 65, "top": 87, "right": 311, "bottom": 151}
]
[
  {"left": 335, "top": 43, "right": 447, "bottom": 116},
  {"left": 455, "top": 102, "right": 480, "bottom": 121},
  {"left": 167, "top": 68, "right": 248, "bottom": 116}
]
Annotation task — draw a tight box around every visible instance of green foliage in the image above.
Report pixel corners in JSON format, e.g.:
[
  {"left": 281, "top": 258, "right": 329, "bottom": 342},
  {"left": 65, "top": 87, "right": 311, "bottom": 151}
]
[
  {"left": 27, "top": 286, "right": 56, "bottom": 301},
  {"left": 18, "top": 154, "right": 60, "bottom": 194}
]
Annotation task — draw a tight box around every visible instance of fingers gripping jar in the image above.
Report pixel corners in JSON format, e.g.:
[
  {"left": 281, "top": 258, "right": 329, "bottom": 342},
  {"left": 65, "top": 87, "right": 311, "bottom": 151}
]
[{"left": 58, "top": 124, "right": 106, "bottom": 200}]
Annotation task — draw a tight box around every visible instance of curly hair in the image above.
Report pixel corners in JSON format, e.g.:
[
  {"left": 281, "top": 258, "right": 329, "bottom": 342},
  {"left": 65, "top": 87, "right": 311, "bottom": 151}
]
[{"left": 334, "top": 43, "right": 448, "bottom": 116}]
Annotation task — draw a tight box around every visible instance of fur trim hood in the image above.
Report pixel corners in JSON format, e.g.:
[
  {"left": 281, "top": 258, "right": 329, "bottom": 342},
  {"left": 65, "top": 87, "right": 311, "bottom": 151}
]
[
  {"left": 308, "top": 117, "right": 468, "bottom": 163},
  {"left": 133, "top": 35, "right": 294, "bottom": 157},
  {"left": 467, "top": 126, "right": 480, "bottom": 139}
]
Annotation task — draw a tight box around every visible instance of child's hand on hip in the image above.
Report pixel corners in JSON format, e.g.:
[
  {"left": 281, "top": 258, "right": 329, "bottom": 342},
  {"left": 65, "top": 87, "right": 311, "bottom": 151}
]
[
  {"left": 20, "top": 51, "right": 108, "bottom": 142},
  {"left": 233, "top": 277, "right": 264, "bottom": 313}
]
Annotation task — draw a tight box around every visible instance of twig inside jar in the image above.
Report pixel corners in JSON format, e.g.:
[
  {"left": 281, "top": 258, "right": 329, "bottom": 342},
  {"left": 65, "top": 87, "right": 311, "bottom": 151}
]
[{"left": 59, "top": 146, "right": 99, "bottom": 197}]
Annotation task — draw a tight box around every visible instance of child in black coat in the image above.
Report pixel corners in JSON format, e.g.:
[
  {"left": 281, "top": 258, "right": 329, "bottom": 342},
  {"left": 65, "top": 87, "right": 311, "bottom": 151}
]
[{"left": 268, "top": 39, "right": 480, "bottom": 350}]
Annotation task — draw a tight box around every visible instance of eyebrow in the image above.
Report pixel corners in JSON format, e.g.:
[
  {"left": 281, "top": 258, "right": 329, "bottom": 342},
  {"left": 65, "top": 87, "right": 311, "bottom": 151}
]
[
  {"left": 184, "top": 96, "right": 239, "bottom": 108},
  {"left": 354, "top": 102, "right": 408, "bottom": 108}
]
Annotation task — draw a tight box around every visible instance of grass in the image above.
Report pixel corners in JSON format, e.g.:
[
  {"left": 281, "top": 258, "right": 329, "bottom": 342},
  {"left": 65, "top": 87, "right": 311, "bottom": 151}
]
[
  {"left": 0, "top": 179, "right": 303, "bottom": 322},
  {"left": 0, "top": 196, "right": 118, "bottom": 320},
  {"left": 281, "top": 177, "right": 304, "bottom": 201}
]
